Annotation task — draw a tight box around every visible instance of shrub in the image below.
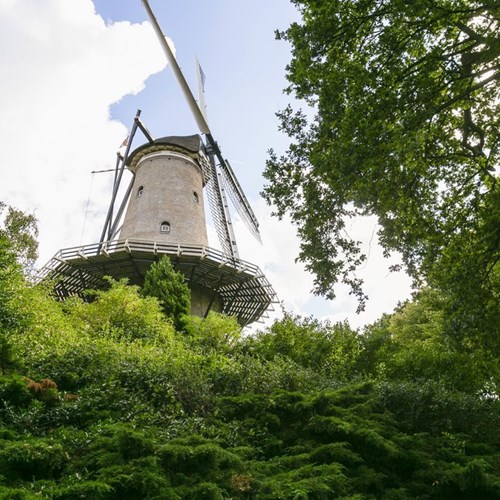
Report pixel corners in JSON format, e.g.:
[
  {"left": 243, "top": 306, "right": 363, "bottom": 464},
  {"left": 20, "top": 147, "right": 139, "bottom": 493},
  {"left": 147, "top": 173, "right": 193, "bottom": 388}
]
[
  {"left": 0, "top": 375, "right": 32, "bottom": 408},
  {"left": 0, "top": 439, "right": 66, "bottom": 481},
  {"left": 66, "top": 278, "right": 175, "bottom": 344}
]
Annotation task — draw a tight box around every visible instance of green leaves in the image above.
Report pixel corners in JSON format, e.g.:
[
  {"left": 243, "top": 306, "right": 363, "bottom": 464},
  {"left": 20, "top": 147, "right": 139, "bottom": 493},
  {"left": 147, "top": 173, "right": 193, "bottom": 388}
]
[
  {"left": 264, "top": 0, "right": 499, "bottom": 327},
  {"left": 0, "top": 202, "right": 38, "bottom": 273},
  {"left": 0, "top": 209, "right": 498, "bottom": 497},
  {"left": 183, "top": 312, "right": 241, "bottom": 355},
  {"left": 141, "top": 256, "right": 191, "bottom": 331},
  {"left": 67, "top": 278, "right": 175, "bottom": 344},
  {"left": 243, "top": 313, "right": 363, "bottom": 383}
]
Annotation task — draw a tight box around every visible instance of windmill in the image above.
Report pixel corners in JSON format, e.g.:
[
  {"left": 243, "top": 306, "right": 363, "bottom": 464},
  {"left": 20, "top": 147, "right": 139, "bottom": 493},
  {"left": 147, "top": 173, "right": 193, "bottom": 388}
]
[
  {"left": 101, "top": 0, "right": 261, "bottom": 263},
  {"left": 39, "top": 1, "right": 277, "bottom": 326}
]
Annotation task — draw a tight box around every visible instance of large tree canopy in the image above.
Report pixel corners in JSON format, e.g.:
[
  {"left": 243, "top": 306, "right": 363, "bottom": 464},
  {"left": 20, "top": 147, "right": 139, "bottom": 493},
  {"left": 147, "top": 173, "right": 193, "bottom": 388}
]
[{"left": 263, "top": 0, "right": 499, "bottom": 327}]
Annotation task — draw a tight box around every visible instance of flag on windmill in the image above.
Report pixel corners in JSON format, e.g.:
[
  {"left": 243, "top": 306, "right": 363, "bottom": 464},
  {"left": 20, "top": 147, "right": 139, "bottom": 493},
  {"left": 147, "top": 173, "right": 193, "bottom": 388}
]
[
  {"left": 195, "top": 57, "right": 208, "bottom": 121},
  {"left": 116, "top": 134, "right": 130, "bottom": 159},
  {"left": 197, "top": 59, "right": 206, "bottom": 92}
]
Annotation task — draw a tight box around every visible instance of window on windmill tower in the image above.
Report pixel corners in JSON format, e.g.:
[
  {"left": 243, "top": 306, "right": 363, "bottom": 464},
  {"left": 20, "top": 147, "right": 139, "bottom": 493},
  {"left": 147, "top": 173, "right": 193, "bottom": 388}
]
[
  {"left": 160, "top": 221, "right": 170, "bottom": 234},
  {"left": 193, "top": 191, "right": 199, "bottom": 203},
  {"left": 137, "top": 186, "right": 144, "bottom": 197}
]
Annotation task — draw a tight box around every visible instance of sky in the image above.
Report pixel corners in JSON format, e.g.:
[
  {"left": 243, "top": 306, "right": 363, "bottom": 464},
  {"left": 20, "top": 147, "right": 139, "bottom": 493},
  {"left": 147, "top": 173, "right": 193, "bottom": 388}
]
[{"left": 0, "top": 0, "right": 412, "bottom": 329}]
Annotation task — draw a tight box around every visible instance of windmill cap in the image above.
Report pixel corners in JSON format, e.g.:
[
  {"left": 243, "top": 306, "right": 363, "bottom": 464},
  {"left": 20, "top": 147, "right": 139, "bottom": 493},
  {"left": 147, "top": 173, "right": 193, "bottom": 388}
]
[{"left": 126, "top": 134, "right": 204, "bottom": 172}]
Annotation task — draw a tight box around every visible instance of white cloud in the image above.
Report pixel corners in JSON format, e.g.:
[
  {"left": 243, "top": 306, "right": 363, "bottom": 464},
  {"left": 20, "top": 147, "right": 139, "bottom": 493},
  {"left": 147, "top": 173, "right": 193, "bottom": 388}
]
[{"left": 0, "top": 0, "right": 166, "bottom": 264}]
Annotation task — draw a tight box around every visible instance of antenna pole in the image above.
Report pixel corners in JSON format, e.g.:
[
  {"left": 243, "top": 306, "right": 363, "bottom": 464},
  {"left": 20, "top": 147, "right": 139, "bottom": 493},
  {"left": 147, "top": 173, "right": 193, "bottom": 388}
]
[{"left": 141, "top": 0, "right": 211, "bottom": 135}]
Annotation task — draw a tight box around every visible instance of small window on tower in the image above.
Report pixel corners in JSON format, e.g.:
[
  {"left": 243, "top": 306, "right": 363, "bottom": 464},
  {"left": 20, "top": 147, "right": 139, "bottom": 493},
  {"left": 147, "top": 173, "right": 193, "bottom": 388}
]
[
  {"left": 137, "top": 186, "right": 144, "bottom": 197},
  {"left": 160, "top": 221, "right": 170, "bottom": 234},
  {"left": 193, "top": 191, "right": 199, "bottom": 203}
]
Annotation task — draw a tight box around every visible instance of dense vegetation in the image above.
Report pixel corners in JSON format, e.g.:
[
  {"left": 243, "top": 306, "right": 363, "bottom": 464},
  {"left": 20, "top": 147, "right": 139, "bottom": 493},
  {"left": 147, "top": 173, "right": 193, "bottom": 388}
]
[
  {"left": 0, "top": 2, "right": 498, "bottom": 497},
  {"left": 0, "top": 208, "right": 498, "bottom": 498}
]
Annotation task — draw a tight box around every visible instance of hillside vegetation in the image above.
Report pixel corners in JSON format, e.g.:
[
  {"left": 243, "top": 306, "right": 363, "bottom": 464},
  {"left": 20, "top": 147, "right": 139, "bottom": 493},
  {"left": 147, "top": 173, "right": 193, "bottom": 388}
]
[{"left": 0, "top": 221, "right": 498, "bottom": 499}]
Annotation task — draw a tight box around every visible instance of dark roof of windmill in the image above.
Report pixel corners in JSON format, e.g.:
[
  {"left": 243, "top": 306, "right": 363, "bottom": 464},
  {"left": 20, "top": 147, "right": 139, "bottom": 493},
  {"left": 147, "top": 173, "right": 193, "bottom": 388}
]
[{"left": 126, "top": 135, "right": 202, "bottom": 167}]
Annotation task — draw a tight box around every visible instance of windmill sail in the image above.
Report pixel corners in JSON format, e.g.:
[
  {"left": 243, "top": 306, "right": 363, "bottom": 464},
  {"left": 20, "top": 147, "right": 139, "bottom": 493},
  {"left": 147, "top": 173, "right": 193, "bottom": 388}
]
[
  {"left": 195, "top": 57, "right": 238, "bottom": 256},
  {"left": 140, "top": 0, "right": 209, "bottom": 134},
  {"left": 219, "top": 159, "right": 261, "bottom": 243},
  {"left": 205, "top": 157, "right": 239, "bottom": 257},
  {"left": 203, "top": 135, "right": 262, "bottom": 243},
  {"left": 141, "top": 0, "right": 262, "bottom": 255}
]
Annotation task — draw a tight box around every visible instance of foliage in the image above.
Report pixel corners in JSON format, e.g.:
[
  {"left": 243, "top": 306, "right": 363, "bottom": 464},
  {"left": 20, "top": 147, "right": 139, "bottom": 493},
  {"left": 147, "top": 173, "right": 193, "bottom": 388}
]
[
  {"left": 377, "top": 379, "right": 499, "bottom": 438},
  {"left": 0, "top": 375, "right": 32, "bottom": 408},
  {"left": 262, "top": 0, "right": 499, "bottom": 338},
  {"left": 243, "top": 313, "right": 363, "bottom": 383},
  {"left": 0, "top": 215, "right": 498, "bottom": 497},
  {"left": 141, "top": 256, "right": 191, "bottom": 330},
  {"left": 0, "top": 437, "right": 66, "bottom": 481},
  {"left": 0, "top": 237, "right": 25, "bottom": 374},
  {"left": 361, "top": 288, "right": 499, "bottom": 393},
  {"left": 183, "top": 311, "right": 241, "bottom": 354},
  {"left": 0, "top": 201, "right": 38, "bottom": 272},
  {"left": 65, "top": 278, "right": 175, "bottom": 344},
  {"left": 0, "top": 380, "right": 497, "bottom": 499},
  {"left": 428, "top": 188, "right": 500, "bottom": 349}
]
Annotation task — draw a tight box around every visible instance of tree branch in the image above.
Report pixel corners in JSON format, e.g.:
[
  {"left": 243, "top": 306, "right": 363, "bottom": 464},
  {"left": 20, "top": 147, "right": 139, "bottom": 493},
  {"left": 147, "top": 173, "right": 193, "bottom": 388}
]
[{"left": 434, "top": 71, "right": 499, "bottom": 114}]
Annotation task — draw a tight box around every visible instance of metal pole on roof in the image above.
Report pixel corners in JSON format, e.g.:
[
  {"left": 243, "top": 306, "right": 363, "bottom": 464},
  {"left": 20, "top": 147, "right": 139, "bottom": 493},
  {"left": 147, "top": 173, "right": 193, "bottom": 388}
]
[{"left": 98, "top": 110, "right": 140, "bottom": 245}]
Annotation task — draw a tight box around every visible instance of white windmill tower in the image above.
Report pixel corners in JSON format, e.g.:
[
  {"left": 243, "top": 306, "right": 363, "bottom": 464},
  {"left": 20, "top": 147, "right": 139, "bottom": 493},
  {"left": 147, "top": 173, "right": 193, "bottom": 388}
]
[{"left": 40, "top": 1, "right": 276, "bottom": 326}]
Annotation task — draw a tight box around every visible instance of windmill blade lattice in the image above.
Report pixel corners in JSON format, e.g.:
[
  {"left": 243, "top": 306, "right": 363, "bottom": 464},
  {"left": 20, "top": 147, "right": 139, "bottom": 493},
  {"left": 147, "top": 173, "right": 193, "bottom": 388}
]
[
  {"left": 219, "top": 159, "right": 261, "bottom": 243},
  {"left": 204, "top": 157, "right": 235, "bottom": 256}
]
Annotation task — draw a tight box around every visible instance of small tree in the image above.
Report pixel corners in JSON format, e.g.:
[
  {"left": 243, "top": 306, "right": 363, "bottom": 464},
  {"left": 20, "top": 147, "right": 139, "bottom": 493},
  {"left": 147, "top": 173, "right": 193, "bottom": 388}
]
[
  {"left": 0, "top": 202, "right": 38, "bottom": 275},
  {"left": 0, "top": 202, "right": 40, "bottom": 372},
  {"left": 0, "top": 237, "right": 24, "bottom": 374},
  {"left": 141, "top": 256, "right": 191, "bottom": 331}
]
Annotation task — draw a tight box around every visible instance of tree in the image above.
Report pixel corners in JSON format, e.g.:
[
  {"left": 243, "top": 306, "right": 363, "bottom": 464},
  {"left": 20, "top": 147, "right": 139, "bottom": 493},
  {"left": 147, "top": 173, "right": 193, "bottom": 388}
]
[
  {"left": 263, "top": 1, "right": 499, "bottom": 326},
  {"left": 141, "top": 256, "right": 191, "bottom": 331},
  {"left": 0, "top": 237, "right": 24, "bottom": 374},
  {"left": 244, "top": 313, "right": 363, "bottom": 382},
  {"left": 183, "top": 311, "right": 241, "bottom": 354},
  {"left": 361, "top": 288, "right": 499, "bottom": 392},
  {"left": 0, "top": 202, "right": 38, "bottom": 273}
]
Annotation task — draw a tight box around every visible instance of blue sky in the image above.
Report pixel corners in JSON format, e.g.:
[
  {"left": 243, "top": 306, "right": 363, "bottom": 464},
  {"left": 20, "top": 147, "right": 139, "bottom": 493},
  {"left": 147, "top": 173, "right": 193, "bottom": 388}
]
[
  {"left": 0, "top": 0, "right": 412, "bottom": 329},
  {"left": 91, "top": 0, "right": 299, "bottom": 197}
]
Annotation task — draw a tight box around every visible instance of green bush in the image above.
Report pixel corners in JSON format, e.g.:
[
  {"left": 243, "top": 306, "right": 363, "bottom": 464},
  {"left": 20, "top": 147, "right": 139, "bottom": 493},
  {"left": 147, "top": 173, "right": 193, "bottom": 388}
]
[
  {"left": 0, "top": 486, "right": 40, "bottom": 499},
  {"left": 0, "top": 375, "right": 32, "bottom": 408},
  {"left": 158, "top": 438, "right": 241, "bottom": 485},
  {"left": 96, "top": 460, "right": 170, "bottom": 500},
  {"left": 48, "top": 480, "right": 113, "bottom": 499},
  {"left": 0, "top": 439, "right": 66, "bottom": 481},
  {"left": 66, "top": 278, "right": 176, "bottom": 344},
  {"left": 183, "top": 312, "right": 241, "bottom": 354},
  {"left": 243, "top": 314, "right": 363, "bottom": 383}
]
